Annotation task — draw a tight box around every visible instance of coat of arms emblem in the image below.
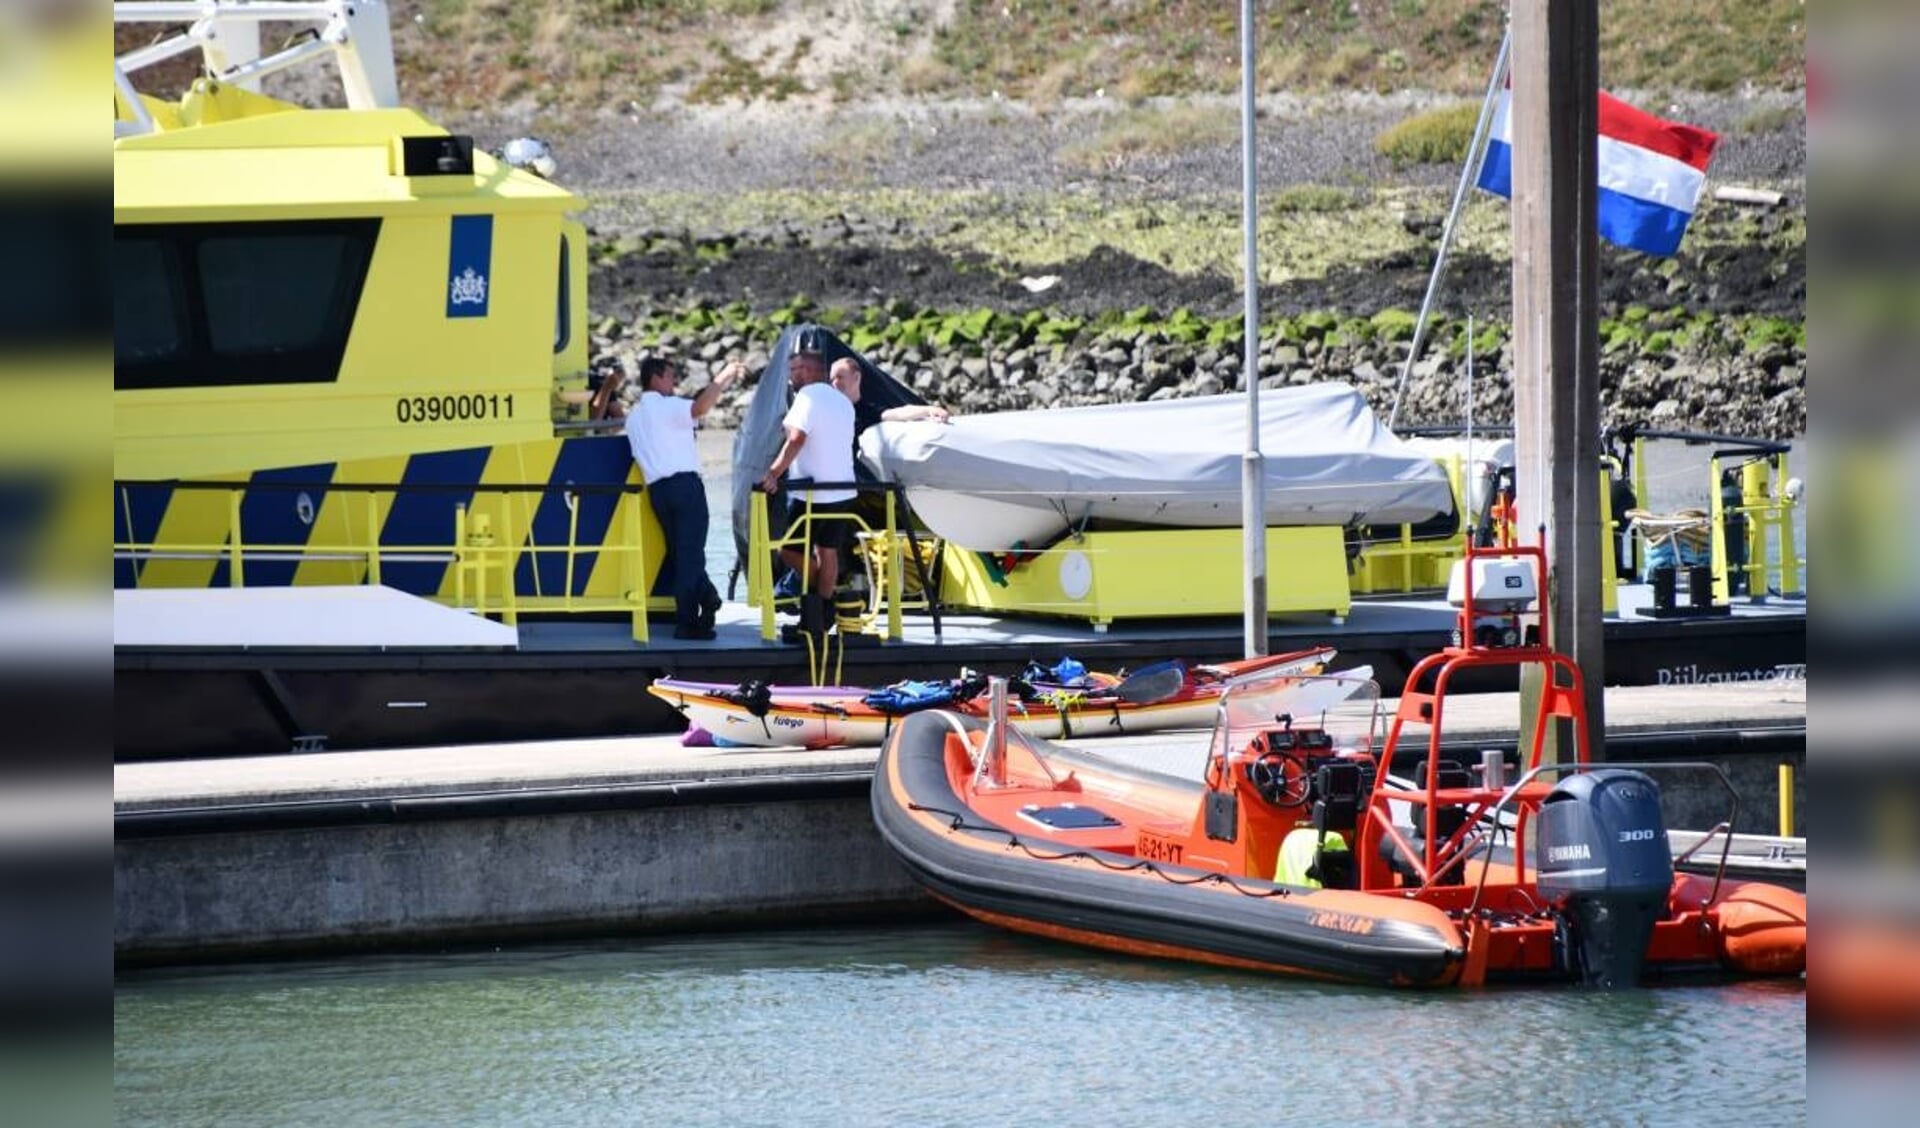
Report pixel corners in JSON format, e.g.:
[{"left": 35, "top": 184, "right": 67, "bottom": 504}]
[{"left": 449, "top": 266, "right": 488, "bottom": 306}]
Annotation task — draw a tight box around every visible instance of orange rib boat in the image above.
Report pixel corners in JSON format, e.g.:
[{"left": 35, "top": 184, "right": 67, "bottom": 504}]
[{"left": 871, "top": 543, "right": 1807, "bottom": 987}]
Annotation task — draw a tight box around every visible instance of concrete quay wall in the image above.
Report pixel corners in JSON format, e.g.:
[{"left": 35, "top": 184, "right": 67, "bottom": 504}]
[
  {"left": 115, "top": 781, "right": 930, "bottom": 965},
  {"left": 1637, "top": 742, "right": 1802, "bottom": 837}
]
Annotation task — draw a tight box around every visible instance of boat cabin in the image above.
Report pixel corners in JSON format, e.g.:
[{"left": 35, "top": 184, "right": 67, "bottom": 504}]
[
  {"left": 113, "top": 2, "right": 661, "bottom": 636},
  {"left": 114, "top": 81, "right": 588, "bottom": 480}
]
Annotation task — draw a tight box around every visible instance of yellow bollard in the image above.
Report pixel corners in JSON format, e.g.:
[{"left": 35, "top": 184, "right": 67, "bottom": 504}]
[
  {"left": 1775, "top": 453, "right": 1802, "bottom": 596},
  {"left": 469, "top": 510, "right": 502, "bottom": 623},
  {"left": 1708, "top": 456, "right": 1730, "bottom": 604},
  {"left": 1598, "top": 466, "right": 1618, "bottom": 615},
  {"left": 885, "top": 491, "right": 904, "bottom": 641},
  {"left": 365, "top": 492, "right": 384, "bottom": 587},
  {"left": 750, "top": 491, "right": 776, "bottom": 641},
  {"left": 1742, "top": 459, "right": 1771, "bottom": 598},
  {"left": 1778, "top": 761, "right": 1795, "bottom": 838},
  {"left": 626, "top": 490, "right": 648, "bottom": 643},
  {"left": 467, "top": 507, "right": 492, "bottom": 616},
  {"left": 227, "top": 489, "right": 245, "bottom": 588},
  {"left": 453, "top": 502, "right": 468, "bottom": 608}
]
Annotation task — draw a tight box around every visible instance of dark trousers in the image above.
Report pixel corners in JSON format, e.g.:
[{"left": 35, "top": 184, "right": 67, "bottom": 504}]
[{"left": 648, "top": 472, "right": 719, "bottom": 628}]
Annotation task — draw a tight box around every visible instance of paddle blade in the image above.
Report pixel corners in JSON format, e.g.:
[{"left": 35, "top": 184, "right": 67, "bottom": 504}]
[{"left": 1113, "top": 659, "right": 1188, "bottom": 705}]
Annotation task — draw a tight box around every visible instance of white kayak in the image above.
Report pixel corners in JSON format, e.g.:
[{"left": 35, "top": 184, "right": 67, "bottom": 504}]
[{"left": 647, "top": 647, "right": 1342, "bottom": 750}]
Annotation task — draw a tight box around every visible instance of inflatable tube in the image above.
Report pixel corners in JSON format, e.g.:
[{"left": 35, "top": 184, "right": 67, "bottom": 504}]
[
  {"left": 871, "top": 711, "right": 1465, "bottom": 987},
  {"left": 1711, "top": 881, "right": 1808, "bottom": 976}
]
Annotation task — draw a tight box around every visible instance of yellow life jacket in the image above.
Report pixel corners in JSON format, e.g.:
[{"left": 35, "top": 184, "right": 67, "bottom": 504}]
[{"left": 1276, "top": 827, "right": 1349, "bottom": 888}]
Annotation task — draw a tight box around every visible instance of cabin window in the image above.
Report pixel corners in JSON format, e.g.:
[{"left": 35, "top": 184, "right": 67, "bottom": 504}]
[
  {"left": 553, "top": 233, "right": 571, "bottom": 355},
  {"left": 200, "top": 232, "right": 366, "bottom": 358},
  {"left": 114, "top": 219, "right": 379, "bottom": 390},
  {"left": 113, "top": 238, "right": 190, "bottom": 365}
]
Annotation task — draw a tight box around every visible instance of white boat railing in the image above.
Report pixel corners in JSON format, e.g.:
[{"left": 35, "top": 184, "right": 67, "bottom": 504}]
[{"left": 114, "top": 0, "right": 399, "bottom": 136}]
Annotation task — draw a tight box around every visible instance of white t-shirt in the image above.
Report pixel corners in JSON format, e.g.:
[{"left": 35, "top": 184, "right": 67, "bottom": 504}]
[
  {"left": 781, "top": 383, "right": 856, "bottom": 503},
  {"left": 626, "top": 390, "right": 699, "bottom": 484}
]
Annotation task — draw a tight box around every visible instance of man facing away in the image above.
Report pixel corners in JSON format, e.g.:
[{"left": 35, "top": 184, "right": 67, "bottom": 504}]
[
  {"left": 758, "top": 334, "right": 857, "bottom": 635},
  {"left": 627, "top": 355, "right": 743, "bottom": 640}
]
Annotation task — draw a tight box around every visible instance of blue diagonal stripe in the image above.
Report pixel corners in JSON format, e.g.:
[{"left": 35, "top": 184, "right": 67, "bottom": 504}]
[
  {"left": 515, "top": 435, "right": 633, "bottom": 596},
  {"left": 209, "top": 463, "right": 337, "bottom": 587},
  {"left": 376, "top": 447, "right": 491, "bottom": 595},
  {"left": 115, "top": 481, "right": 173, "bottom": 588}
]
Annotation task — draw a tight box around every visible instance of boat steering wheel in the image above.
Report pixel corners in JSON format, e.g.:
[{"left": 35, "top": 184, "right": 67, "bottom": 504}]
[{"left": 1247, "top": 750, "right": 1310, "bottom": 808}]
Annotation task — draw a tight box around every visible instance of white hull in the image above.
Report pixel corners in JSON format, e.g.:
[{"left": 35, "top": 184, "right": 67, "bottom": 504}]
[{"left": 890, "top": 488, "right": 1079, "bottom": 552}]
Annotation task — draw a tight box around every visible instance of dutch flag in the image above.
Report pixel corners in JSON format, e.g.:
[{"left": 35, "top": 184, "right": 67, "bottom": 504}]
[{"left": 1476, "top": 89, "right": 1720, "bottom": 257}]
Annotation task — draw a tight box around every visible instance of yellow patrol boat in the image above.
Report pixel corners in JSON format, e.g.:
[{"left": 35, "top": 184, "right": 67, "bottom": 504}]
[{"left": 113, "top": 0, "right": 661, "bottom": 636}]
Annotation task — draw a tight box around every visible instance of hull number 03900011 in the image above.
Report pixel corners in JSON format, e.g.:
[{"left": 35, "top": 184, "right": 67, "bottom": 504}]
[{"left": 396, "top": 393, "right": 515, "bottom": 424}]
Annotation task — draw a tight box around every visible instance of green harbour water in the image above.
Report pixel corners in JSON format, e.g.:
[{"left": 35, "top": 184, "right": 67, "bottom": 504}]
[{"left": 115, "top": 922, "right": 1805, "bottom": 1127}]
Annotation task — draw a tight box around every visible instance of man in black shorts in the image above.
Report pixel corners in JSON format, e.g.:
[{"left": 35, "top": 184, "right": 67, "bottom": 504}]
[{"left": 759, "top": 333, "right": 858, "bottom": 630}]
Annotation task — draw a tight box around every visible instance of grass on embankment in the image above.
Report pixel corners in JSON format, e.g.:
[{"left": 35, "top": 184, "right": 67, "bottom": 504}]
[
  {"left": 385, "top": 0, "right": 1804, "bottom": 115},
  {"left": 585, "top": 182, "right": 1803, "bottom": 304}
]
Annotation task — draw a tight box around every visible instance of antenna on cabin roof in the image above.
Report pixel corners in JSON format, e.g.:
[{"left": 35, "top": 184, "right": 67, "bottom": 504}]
[{"left": 114, "top": 0, "right": 400, "bottom": 135}]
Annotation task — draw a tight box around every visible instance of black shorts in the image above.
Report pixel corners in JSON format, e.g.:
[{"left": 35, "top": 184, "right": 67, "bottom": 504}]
[{"left": 785, "top": 497, "right": 859, "bottom": 552}]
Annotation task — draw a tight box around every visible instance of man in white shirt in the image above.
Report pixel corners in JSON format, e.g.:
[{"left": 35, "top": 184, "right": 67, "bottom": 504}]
[
  {"left": 627, "top": 356, "right": 742, "bottom": 640},
  {"left": 759, "top": 335, "right": 857, "bottom": 629}
]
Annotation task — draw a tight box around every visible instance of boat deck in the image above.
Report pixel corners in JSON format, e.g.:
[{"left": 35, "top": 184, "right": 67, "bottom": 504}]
[
  {"left": 513, "top": 580, "right": 1804, "bottom": 656},
  {"left": 114, "top": 582, "right": 1804, "bottom": 760}
]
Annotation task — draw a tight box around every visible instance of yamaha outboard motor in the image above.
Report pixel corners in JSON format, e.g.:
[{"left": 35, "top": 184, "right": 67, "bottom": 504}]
[{"left": 1537, "top": 769, "right": 1673, "bottom": 988}]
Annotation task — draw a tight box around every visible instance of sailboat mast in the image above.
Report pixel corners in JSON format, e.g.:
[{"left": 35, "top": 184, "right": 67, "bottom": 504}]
[{"left": 1387, "top": 26, "right": 1512, "bottom": 433}]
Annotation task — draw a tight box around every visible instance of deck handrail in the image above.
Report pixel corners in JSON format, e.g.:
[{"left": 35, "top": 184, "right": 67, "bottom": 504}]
[
  {"left": 1455, "top": 759, "right": 1741, "bottom": 915},
  {"left": 746, "top": 479, "right": 943, "bottom": 649},
  {"left": 114, "top": 477, "right": 655, "bottom": 642},
  {"left": 123, "top": 479, "right": 645, "bottom": 494}
]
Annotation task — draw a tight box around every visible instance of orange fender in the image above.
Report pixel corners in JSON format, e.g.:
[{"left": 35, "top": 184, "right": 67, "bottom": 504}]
[{"left": 1711, "top": 883, "right": 1807, "bottom": 975}]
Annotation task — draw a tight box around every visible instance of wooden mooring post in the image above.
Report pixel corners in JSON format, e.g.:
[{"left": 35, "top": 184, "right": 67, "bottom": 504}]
[{"left": 1509, "top": 0, "right": 1607, "bottom": 754}]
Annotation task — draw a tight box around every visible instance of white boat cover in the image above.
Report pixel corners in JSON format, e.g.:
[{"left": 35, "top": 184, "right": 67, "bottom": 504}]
[{"left": 858, "top": 384, "right": 1453, "bottom": 549}]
